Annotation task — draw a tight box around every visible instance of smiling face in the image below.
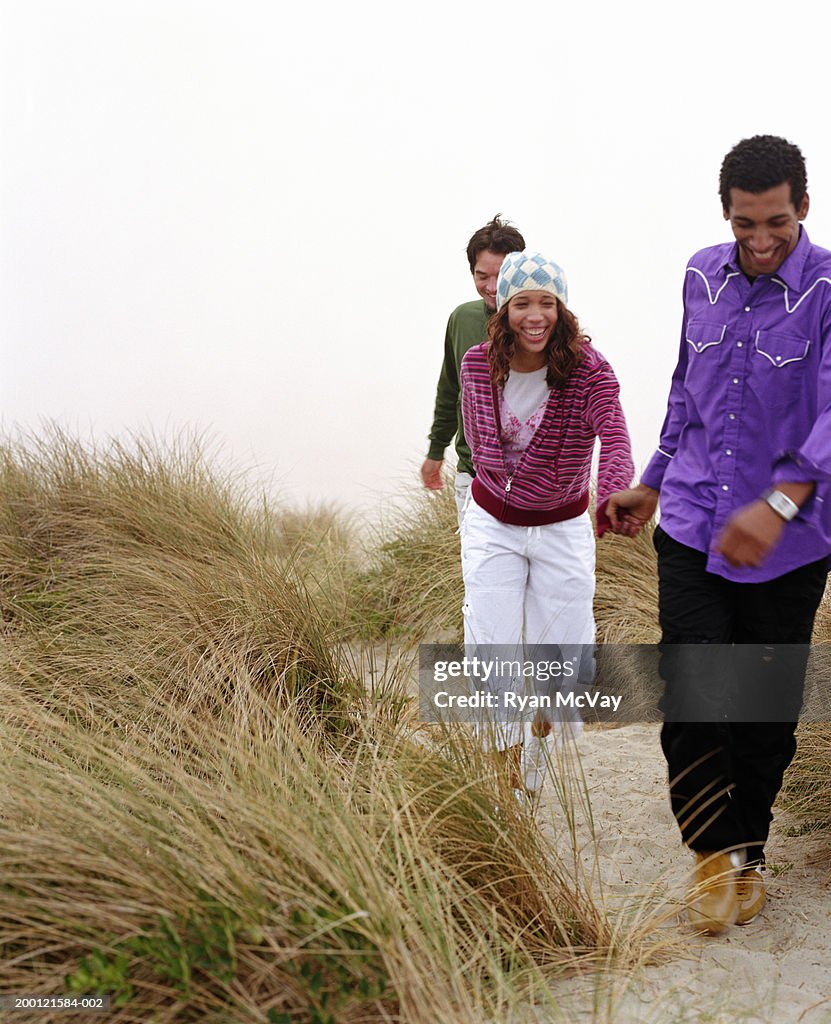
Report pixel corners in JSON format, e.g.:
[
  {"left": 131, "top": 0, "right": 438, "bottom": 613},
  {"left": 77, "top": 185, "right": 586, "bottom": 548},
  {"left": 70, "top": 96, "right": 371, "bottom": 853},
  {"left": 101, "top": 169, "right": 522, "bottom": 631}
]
[
  {"left": 507, "top": 290, "right": 559, "bottom": 371},
  {"left": 725, "top": 182, "right": 809, "bottom": 277},
  {"left": 472, "top": 250, "right": 506, "bottom": 310}
]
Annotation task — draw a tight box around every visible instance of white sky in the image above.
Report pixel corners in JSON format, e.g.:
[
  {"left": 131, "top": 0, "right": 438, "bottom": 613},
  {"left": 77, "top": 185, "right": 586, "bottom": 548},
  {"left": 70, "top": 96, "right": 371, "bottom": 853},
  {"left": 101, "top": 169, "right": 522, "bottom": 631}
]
[{"left": 3, "top": 0, "right": 831, "bottom": 514}]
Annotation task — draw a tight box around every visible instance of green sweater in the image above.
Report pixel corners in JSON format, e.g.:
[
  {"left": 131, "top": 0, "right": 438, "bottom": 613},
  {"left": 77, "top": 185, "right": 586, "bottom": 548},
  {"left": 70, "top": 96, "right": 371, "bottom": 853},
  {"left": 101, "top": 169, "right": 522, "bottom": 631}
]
[{"left": 426, "top": 298, "right": 491, "bottom": 476}]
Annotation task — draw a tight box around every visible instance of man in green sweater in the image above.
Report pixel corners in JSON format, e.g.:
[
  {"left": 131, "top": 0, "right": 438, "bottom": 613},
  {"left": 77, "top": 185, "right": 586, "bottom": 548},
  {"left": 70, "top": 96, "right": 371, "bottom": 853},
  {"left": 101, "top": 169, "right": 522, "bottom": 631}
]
[{"left": 421, "top": 215, "right": 526, "bottom": 520}]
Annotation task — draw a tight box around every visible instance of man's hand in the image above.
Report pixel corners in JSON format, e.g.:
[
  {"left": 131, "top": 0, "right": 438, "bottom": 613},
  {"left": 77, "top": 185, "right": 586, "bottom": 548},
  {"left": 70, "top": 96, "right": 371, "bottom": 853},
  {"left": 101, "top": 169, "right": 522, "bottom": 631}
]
[
  {"left": 605, "top": 484, "right": 659, "bottom": 537},
  {"left": 714, "top": 500, "right": 786, "bottom": 567},
  {"left": 420, "top": 458, "right": 444, "bottom": 490}
]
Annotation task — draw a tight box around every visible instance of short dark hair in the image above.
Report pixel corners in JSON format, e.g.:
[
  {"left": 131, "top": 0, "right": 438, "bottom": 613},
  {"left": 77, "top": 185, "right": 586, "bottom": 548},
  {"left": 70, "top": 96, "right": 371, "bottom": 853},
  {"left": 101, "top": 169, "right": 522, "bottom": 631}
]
[
  {"left": 719, "top": 135, "right": 807, "bottom": 212},
  {"left": 466, "top": 214, "right": 525, "bottom": 273}
]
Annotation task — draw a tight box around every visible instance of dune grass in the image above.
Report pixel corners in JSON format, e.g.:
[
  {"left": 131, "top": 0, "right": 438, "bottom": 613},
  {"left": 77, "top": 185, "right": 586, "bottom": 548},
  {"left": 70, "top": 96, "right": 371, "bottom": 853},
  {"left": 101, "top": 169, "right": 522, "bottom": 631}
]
[
  {"left": 0, "top": 430, "right": 356, "bottom": 733},
  {"left": 1, "top": 669, "right": 628, "bottom": 1023},
  {"left": 782, "top": 723, "right": 831, "bottom": 854},
  {"left": 780, "top": 575, "right": 831, "bottom": 856},
  {"left": 347, "top": 482, "right": 463, "bottom": 641},
  {"left": 0, "top": 431, "right": 674, "bottom": 1023},
  {"left": 3, "top": 431, "right": 827, "bottom": 1021}
]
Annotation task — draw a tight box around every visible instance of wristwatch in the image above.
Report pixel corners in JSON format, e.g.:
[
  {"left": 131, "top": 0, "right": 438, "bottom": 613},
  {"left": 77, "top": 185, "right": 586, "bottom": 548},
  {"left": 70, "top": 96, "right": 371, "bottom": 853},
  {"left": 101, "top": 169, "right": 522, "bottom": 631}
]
[{"left": 762, "top": 489, "right": 800, "bottom": 522}]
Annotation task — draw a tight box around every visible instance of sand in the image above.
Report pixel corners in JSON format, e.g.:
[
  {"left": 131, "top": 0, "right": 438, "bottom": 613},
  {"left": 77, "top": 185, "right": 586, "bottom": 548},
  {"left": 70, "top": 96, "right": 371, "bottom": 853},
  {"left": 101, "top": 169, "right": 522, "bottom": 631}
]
[{"left": 544, "top": 723, "right": 831, "bottom": 1024}]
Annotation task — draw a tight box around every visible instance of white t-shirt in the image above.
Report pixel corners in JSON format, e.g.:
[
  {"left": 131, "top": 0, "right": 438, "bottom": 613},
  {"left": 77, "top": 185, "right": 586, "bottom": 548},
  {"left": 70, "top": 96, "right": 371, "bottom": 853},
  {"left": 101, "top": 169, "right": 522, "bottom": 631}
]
[{"left": 499, "top": 367, "right": 550, "bottom": 473}]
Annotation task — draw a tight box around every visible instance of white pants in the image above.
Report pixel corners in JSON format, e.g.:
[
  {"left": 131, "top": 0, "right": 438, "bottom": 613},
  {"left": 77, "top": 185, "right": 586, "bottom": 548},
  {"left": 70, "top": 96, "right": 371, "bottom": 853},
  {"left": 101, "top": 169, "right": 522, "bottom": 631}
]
[
  {"left": 460, "top": 495, "right": 596, "bottom": 787},
  {"left": 454, "top": 471, "right": 474, "bottom": 528}
]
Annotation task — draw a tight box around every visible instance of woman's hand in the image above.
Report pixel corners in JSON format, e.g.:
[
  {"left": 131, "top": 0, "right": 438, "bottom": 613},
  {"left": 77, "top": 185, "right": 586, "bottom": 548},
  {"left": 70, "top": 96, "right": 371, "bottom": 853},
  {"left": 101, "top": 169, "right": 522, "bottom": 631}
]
[{"left": 605, "top": 484, "right": 659, "bottom": 537}]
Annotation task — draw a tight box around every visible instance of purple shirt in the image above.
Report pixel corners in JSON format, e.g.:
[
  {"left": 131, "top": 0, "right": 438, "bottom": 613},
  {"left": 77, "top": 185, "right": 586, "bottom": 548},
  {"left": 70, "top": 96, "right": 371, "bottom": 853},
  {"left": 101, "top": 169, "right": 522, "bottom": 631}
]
[{"left": 642, "top": 227, "right": 831, "bottom": 582}]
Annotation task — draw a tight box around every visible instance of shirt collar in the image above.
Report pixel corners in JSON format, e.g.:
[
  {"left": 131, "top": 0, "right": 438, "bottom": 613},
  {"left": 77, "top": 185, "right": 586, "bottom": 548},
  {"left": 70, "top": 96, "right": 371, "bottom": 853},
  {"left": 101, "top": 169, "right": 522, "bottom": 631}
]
[{"left": 723, "top": 225, "right": 811, "bottom": 291}]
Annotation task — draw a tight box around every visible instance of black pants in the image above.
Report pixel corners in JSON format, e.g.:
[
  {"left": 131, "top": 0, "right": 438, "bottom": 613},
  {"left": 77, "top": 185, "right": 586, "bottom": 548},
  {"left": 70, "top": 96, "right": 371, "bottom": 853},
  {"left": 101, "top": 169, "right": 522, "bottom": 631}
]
[{"left": 654, "top": 526, "right": 828, "bottom": 863}]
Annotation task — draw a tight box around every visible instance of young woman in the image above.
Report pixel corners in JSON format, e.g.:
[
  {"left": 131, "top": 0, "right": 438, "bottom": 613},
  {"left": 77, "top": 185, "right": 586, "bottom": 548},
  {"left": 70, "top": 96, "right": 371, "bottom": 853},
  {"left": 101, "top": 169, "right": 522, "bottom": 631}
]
[{"left": 459, "top": 251, "right": 634, "bottom": 792}]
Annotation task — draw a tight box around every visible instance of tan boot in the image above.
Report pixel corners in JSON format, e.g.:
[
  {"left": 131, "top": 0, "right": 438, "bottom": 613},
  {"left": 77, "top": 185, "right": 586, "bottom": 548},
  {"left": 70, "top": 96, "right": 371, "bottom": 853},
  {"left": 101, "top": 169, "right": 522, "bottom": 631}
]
[
  {"left": 687, "top": 851, "right": 741, "bottom": 935},
  {"left": 735, "top": 868, "right": 766, "bottom": 925}
]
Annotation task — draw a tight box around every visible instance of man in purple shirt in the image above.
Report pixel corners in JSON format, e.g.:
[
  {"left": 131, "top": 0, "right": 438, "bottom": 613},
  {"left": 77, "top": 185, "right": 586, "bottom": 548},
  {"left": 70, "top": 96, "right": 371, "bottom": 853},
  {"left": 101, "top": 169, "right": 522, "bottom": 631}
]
[{"left": 608, "top": 135, "right": 830, "bottom": 935}]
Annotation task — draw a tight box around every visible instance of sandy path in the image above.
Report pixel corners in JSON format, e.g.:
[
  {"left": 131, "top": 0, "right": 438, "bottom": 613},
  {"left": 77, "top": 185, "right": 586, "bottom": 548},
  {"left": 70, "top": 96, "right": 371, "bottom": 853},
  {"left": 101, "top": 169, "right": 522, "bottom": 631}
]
[
  {"left": 376, "top": 644, "right": 830, "bottom": 1021},
  {"left": 546, "top": 723, "right": 831, "bottom": 1024}
]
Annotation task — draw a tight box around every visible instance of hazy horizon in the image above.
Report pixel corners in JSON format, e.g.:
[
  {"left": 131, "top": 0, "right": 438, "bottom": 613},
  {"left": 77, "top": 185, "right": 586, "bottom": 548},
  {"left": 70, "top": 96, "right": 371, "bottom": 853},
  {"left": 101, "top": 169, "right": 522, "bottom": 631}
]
[{"left": 4, "top": 0, "right": 831, "bottom": 513}]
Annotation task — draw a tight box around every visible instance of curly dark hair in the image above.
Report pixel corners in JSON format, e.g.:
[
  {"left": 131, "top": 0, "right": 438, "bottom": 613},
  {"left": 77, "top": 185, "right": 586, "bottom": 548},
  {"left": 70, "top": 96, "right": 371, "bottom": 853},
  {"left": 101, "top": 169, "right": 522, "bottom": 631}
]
[
  {"left": 465, "top": 214, "right": 525, "bottom": 273},
  {"left": 719, "top": 135, "right": 807, "bottom": 211},
  {"left": 486, "top": 298, "right": 587, "bottom": 389}
]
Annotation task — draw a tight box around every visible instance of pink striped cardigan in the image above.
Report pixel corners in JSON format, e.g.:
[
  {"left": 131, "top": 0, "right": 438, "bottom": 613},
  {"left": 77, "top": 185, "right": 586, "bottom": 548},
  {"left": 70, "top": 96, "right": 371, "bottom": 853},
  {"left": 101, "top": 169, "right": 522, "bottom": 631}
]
[{"left": 460, "top": 341, "right": 634, "bottom": 535}]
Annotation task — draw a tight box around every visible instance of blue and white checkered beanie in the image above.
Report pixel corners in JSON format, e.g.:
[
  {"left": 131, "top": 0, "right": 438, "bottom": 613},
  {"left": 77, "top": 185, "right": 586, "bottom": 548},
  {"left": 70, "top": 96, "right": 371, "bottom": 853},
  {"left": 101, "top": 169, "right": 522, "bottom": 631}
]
[{"left": 495, "top": 251, "right": 568, "bottom": 311}]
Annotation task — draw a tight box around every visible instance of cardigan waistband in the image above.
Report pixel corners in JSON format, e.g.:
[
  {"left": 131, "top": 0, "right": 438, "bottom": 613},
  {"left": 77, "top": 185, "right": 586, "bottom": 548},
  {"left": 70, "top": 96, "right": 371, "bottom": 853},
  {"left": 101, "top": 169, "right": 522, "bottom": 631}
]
[{"left": 471, "top": 477, "right": 590, "bottom": 526}]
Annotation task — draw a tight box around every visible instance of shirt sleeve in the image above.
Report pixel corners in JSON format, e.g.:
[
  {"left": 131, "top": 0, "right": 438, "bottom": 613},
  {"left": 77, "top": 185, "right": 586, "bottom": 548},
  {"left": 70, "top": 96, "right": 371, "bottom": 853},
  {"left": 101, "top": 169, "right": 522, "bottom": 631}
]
[
  {"left": 426, "top": 313, "right": 461, "bottom": 461},
  {"left": 770, "top": 304, "right": 831, "bottom": 520},
  {"left": 771, "top": 304, "right": 831, "bottom": 486},
  {"left": 640, "top": 279, "right": 692, "bottom": 492},
  {"left": 583, "top": 360, "right": 635, "bottom": 536}
]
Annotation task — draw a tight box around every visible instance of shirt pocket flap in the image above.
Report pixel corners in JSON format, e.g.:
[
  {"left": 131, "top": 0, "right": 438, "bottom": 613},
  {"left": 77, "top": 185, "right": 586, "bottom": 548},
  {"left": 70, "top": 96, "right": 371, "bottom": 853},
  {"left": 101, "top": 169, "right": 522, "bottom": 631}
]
[
  {"left": 754, "top": 331, "right": 811, "bottom": 367},
  {"left": 685, "top": 321, "right": 726, "bottom": 353}
]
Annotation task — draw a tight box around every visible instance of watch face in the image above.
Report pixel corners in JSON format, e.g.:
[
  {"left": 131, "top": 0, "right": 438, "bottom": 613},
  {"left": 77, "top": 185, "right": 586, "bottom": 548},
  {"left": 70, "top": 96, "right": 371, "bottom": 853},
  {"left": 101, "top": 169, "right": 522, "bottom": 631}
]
[{"left": 765, "top": 490, "right": 798, "bottom": 521}]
